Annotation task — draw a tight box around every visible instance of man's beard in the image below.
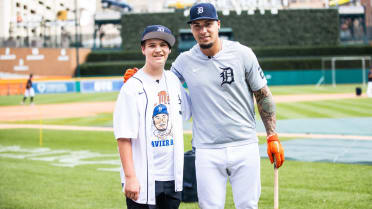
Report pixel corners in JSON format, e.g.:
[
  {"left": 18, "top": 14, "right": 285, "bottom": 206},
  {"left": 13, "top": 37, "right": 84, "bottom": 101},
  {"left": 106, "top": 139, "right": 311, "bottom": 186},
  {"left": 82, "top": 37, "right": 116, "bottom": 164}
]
[{"left": 200, "top": 42, "right": 213, "bottom": 49}]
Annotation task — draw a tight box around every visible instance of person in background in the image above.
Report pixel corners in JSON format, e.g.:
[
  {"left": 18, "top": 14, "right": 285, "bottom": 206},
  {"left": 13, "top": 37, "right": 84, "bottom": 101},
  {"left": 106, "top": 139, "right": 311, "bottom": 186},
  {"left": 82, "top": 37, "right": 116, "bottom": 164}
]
[
  {"left": 22, "top": 74, "right": 35, "bottom": 105},
  {"left": 367, "top": 68, "right": 372, "bottom": 97}
]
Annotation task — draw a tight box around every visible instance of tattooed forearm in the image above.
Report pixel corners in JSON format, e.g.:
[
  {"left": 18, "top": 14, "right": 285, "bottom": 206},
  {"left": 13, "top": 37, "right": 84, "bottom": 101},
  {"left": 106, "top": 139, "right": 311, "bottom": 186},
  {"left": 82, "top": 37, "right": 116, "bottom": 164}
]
[{"left": 253, "top": 85, "right": 276, "bottom": 136}]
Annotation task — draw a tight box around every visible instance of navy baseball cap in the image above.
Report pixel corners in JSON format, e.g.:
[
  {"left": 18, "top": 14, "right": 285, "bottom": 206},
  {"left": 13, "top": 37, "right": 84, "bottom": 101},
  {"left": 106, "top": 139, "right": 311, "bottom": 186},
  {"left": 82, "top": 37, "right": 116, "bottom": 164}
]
[
  {"left": 141, "top": 25, "right": 175, "bottom": 47},
  {"left": 187, "top": 3, "right": 219, "bottom": 24}
]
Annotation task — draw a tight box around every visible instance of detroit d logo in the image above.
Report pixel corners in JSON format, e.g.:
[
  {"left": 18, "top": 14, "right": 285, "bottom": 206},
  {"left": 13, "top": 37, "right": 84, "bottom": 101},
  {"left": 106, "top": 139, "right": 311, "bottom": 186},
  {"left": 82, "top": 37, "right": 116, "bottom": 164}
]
[
  {"left": 197, "top": 7, "right": 204, "bottom": 14},
  {"left": 220, "top": 67, "right": 234, "bottom": 86}
]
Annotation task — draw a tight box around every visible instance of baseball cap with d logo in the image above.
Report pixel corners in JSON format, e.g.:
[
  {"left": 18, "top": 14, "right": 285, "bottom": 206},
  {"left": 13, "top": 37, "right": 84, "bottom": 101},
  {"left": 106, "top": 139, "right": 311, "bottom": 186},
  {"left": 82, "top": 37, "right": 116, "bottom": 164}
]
[
  {"left": 187, "top": 3, "right": 219, "bottom": 24},
  {"left": 141, "top": 25, "right": 175, "bottom": 47}
]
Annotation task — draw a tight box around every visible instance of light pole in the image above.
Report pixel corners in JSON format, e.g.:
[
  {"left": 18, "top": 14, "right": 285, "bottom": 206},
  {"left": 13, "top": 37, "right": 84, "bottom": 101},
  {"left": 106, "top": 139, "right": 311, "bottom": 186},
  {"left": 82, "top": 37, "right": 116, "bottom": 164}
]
[{"left": 74, "top": 0, "right": 80, "bottom": 78}]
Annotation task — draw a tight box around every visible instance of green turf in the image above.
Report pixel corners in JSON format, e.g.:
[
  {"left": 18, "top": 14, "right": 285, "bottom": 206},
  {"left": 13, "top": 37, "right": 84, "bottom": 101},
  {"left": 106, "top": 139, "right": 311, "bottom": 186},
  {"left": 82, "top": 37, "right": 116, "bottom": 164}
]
[
  {"left": 276, "top": 98, "right": 372, "bottom": 120},
  {"left": 5, "top": 97, "right": 372, "bottom": 125},
  {"left": 0, "top": 129, "right": 116, "bottom": 152},
  {"left": 1, "top": 84, "right": 372, "bottom": 209},
  {"left": 0, "top": 129, "right": 371, "bottom": 209},
  {"left": 270, "top": 84, "right": 367, "bottom": 95},
  {"left": 0, "top": 92, "right": 119, "bottom": 106},
  {"left": 0, "top": 84, "right": 366, "bottom": 106},
  {"left": 7, "top": 112, "right": 114, "bottom": 127}
]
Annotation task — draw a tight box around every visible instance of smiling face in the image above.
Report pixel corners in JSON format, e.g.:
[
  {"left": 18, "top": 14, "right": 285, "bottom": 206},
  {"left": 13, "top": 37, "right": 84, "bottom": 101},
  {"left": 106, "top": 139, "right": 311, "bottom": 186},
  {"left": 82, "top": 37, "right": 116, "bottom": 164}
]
[
  {"left": 190, "top": 19, "right": 220, "bottom": 49},
  {"left": 141, "top": 39, "right": 171, "bottom": 68},
  {"left": 153, "top": 113, "right": 169, "bottom": 131}
]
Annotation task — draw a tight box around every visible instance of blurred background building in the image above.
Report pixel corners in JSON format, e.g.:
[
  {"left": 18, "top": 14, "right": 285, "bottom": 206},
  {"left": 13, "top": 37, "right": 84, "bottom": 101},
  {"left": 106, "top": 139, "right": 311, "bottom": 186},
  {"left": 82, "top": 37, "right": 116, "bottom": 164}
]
[
  {"left": 0, "top": 0, "right": 97, "bottom": 48},
  {"left": 0, "top": 0, "right": 371, "bottom": 49},
  {"left": 1, "top": 0, "right": 371, "bottom": 83}
]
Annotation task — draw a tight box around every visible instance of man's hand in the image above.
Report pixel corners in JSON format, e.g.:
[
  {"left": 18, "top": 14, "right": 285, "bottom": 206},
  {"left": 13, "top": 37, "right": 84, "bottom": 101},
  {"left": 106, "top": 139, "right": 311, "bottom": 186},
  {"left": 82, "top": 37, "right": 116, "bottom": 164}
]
[
  {"left": 124, "top": 176, "right": 140, "bottom": 201},
  {"left": 123, "top": 68, "right": 138, "bottom": 83},
  {"left": 267, "top": 133, "right": 284, "bottom": 168}
]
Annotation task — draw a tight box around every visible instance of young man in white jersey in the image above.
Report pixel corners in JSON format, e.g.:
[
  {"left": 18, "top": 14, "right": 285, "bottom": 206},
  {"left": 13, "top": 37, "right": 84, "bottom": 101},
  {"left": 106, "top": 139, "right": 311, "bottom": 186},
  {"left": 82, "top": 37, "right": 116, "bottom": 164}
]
[
  {"left": 113, "top": 25, "right": 191, "bottom": 209},
  {"left": 124, "top": 3, "right": 285, "bottom": 209}
]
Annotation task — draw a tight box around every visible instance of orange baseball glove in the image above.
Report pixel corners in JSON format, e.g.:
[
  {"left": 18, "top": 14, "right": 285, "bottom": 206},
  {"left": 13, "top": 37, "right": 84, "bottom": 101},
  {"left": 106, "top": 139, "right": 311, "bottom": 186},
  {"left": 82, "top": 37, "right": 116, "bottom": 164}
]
[
  {"left": 267, "top": 133, "right": 285, "bottom": 168},
  {"left": 123, "top": 68, "right": 138, "bottom": 83}
]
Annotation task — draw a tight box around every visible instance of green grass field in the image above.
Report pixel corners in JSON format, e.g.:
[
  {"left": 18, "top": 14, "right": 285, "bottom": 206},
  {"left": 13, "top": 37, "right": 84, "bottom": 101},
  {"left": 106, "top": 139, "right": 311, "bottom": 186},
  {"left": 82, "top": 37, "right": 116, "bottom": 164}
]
[
  {"left": 5, "top": 97, "right": 372, "bottom": 126},
  {"left": 2, "top": 84, "right": 372, "bottom": 126},
  {"left": 0, "top": 84, "right": 366, "bottom": 107},
  {"left": 269, "top": 84, "right": 367, "bottom": 95},
  {"left": 0, "top": 92, "right": 119, "bottom": 106},
  {"left": 1, "top": 84, "right": 372, "bottom": 209},
  {"left": 0, "top": 129, "right": 371, "bottom": 209},
  {"left": 276, "top": 98, "right": 372, "bottom": 119}
]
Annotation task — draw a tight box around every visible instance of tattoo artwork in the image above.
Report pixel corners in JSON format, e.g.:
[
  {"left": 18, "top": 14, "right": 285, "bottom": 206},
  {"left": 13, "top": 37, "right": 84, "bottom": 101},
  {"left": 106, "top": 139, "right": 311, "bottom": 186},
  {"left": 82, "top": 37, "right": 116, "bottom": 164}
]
[{"left": 253, "top": 85, "right": 276, "bottom": 136}]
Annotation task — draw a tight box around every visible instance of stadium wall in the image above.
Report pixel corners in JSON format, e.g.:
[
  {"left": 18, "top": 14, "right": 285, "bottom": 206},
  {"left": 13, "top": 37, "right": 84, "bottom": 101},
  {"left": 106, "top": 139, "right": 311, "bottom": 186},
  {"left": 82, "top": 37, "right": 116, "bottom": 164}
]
[
  {"left": 121, "top": 9, "right": 339, "bottom": 51},
  {"left": 0, "top": 77, "right": 123, "bottom": 95},
  {"left": 0, "top": 48, "right": 91, "bottom": 77},
  {"left": 265, "top": 69, "right": 368, "bottom": 85}
]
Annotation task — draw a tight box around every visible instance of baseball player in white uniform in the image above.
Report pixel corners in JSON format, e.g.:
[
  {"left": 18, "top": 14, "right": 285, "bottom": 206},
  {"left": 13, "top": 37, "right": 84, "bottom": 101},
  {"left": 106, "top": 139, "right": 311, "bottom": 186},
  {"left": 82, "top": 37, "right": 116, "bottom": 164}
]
[
  {"left": 114, "top": 25, "right": 191, "bottom": 209},
  {"left": 22, "top": 74, "right": 35, "bottom": 105},
  {"left": 367, "top": 68, "right": 372, "bottom": 97},
  {"left": 123, "top": 3, "right": 285, "bottom": 209},
  {"left": 170, "top": 3, "right": 284, "bottom": 209}
]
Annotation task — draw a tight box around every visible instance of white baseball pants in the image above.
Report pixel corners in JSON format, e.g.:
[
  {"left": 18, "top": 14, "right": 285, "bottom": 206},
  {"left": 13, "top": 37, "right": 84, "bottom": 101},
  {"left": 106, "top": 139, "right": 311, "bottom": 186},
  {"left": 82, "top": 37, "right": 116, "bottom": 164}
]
[
  {"left": 24, "top": 88, "right": 35, "bottom": 97},
  {"left": 367, "top": 82, "right": 372, "bottom": 97},
  {"left": 195, "top": 143, "right": 261, "bottom": 209}
]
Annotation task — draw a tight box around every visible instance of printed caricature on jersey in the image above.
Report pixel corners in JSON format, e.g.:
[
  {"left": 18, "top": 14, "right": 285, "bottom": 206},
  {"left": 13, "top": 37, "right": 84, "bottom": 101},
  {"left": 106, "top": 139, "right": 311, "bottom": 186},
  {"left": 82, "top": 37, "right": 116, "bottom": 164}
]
[
  {"left": 151, "top": 89, "right": 176, "bottom": 182},
  {"left": 152, "top": 93, "right": 173, "bottom": 142}
]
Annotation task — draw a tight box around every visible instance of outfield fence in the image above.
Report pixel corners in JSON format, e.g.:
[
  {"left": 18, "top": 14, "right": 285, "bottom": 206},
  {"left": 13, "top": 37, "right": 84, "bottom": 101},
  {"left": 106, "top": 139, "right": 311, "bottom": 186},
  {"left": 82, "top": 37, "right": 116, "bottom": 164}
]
[
  {"left": 0, "top": 81, "right": 26, "bottom": 96},
  {"left": 264, "top": 68, "right": 369, "bottom": 86},
  {"left": 0, "top": 77, "right": 123, "bottom": 95}
]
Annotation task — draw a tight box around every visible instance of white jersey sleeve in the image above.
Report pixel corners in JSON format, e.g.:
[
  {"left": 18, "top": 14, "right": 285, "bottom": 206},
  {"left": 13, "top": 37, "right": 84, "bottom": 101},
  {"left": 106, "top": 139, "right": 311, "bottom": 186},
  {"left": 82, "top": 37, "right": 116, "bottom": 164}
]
[
  {"left": 113, "top": 83, "right": 140, "bottom": 140},
  {"left": 243, "top": 47, "right": 267, "bottom": 91}
]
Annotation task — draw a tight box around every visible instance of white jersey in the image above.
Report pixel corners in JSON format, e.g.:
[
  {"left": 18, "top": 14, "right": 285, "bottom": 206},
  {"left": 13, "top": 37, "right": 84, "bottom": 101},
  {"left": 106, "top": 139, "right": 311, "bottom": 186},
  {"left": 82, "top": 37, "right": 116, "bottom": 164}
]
[
  {"left": 113, "top": 70, "right": 191, "bottom": 205},
  {"left": 171, "top": 40, "right": 267, "bottom": 149}
]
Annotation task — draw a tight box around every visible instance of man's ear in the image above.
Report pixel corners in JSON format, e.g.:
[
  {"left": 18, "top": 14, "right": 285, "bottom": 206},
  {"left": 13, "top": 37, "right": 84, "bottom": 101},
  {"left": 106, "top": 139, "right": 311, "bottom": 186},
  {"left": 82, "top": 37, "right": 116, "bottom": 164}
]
[{"left": 141, "top": 45, "right": 145, "bottom": 55}]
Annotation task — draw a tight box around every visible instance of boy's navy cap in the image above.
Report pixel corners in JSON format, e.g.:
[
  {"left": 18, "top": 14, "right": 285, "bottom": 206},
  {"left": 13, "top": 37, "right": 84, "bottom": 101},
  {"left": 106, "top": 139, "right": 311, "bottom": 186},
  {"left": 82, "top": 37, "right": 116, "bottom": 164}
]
[
  {"left": 187, "top": 3, "right": 219, "bottom": 24},
  {"left": 141, "top": 25, "right": 175, "bottom": 47}
]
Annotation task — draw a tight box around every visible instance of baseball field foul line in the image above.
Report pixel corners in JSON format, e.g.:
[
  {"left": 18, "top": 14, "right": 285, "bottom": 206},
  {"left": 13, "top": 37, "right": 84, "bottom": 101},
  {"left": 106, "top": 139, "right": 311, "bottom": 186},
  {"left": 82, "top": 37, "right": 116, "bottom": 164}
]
[{"left": 0, "top": 124, "right": 372, "bottom": 140}]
